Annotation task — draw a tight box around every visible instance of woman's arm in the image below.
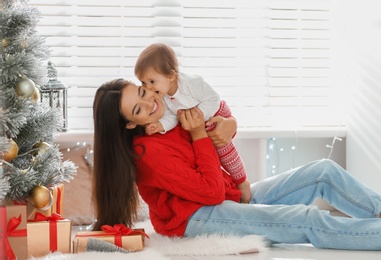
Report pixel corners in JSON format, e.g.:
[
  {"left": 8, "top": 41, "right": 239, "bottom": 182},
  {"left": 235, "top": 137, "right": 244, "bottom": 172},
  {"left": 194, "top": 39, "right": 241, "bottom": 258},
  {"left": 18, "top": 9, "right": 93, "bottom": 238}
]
[
  {"left": 136, "top": 107, "right": 226, "bottom": 205},
  {"left": 136, "top": 137, "right": 226, "bottom": 205},
  {"left": 206, "top": 116, "right": 237, "bottom": 147}
]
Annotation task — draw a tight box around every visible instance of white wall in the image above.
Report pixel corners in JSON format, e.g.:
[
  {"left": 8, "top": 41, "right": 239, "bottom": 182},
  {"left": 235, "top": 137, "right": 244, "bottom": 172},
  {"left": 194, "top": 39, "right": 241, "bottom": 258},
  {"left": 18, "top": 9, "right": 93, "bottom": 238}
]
[{"left": 333, "top": 0, "right": 381, "bottom": 193}]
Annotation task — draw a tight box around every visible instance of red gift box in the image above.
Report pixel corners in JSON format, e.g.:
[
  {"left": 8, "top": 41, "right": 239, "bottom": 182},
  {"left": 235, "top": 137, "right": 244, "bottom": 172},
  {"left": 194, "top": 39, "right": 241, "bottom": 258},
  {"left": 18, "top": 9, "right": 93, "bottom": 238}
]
[{"left": 0, "top": 205, "right": 28, "bottom": 260}]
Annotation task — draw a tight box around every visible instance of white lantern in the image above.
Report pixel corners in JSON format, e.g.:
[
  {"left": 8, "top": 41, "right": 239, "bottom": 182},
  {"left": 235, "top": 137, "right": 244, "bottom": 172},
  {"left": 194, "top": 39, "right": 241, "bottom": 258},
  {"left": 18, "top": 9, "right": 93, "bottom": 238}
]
[{"left": 40, "top": 61, "right": 68, "bottom": 132}]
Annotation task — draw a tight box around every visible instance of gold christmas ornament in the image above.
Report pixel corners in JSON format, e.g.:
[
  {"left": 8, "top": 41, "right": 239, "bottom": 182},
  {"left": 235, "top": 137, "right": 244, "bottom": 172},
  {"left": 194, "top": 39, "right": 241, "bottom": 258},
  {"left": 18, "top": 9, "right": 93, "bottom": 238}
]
[
  {"left": 2, "top": 38, "right": 8, "bottom": 47},
  {"left": 28, "top": 185, "right": 53, "bottom": 209},
  {"left": 32, "top": 85, "right": 40, "bottom": 102},
  {"left": 19, "top": 39, "right": 27, "bottom": 49},
  {"left": 3, "top": 139, "right": 19, "bottom": 162},
  {"left": 16, "top": 77, "right": 36, "bottom": 98},
  {"left": 32, "top": 141, "right": 51, "bottom": 156}
]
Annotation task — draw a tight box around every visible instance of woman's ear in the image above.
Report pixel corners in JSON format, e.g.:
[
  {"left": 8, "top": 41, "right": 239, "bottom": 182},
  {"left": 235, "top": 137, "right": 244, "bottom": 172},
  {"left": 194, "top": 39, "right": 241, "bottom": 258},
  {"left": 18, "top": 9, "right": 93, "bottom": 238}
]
[{"left": 126, "top": 122, "right": 137, "bottom": 129}]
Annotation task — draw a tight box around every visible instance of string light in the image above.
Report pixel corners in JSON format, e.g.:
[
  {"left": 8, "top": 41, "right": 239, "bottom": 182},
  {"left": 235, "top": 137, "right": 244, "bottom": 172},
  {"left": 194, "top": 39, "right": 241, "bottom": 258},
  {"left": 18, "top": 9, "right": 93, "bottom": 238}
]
[
  {"left": 267, "top": 138, "right": 279, "bottom": 176},
  {"left": 266, "top": 134, "right": 343, "bottom": 178},
  {"left": 64, "top": 141, "right": 93, "bottom": 168},
  {"left": 325, "top": 117, "right": 345, "bottom": 159},
  {"left": 326, "top": 136, "right": 343, "bottom": 159}
]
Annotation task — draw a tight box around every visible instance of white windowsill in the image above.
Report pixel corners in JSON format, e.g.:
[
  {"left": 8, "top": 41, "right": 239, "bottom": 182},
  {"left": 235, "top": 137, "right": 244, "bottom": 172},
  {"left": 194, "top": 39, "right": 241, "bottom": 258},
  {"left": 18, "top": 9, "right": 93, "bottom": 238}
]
[
  {"left": 235, "top": 126, "right": 347, "bottom": 139},
  {"left": 54, "top": 126, "right": 347, "bottom": 145}
]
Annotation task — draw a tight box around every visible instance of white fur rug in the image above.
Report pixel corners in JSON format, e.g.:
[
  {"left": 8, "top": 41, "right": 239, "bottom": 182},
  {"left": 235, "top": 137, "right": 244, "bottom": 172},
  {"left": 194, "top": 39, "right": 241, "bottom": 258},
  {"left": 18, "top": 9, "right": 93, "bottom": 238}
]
[{"left": 29, "top": 220, "right": 268, "bottom": 260}]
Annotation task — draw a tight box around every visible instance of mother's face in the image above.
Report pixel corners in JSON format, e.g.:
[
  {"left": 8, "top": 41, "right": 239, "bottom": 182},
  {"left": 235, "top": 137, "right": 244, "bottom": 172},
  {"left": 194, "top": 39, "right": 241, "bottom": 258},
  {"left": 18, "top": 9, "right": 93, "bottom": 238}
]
[{"left": 120, "top": 83, "right": 165, "bottom": 127}]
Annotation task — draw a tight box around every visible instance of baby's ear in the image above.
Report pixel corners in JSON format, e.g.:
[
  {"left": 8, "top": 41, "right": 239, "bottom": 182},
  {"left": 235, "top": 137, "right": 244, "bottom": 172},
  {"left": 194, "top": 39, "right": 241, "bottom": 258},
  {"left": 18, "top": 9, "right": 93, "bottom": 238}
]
[
  {"left": 126, "top": 122, "right": 137, "bottom": 129},
  {"left": 169, "top": 70, "right": 177, "bottom": 81}
]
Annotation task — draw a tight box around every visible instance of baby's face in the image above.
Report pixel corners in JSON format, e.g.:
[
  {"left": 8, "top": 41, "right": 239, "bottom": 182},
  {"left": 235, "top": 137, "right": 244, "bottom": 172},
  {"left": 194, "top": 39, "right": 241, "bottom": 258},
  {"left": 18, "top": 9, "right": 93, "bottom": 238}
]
[{"left": 138, "top": 68, "right": 174, "bottom": 97}]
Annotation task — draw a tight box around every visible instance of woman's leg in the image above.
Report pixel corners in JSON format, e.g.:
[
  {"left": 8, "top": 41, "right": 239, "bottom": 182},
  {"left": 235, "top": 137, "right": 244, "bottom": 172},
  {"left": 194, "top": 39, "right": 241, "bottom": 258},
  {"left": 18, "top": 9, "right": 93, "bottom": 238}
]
[
  {"left": 185, "top": 159, "right": 381, "bottom": 249},
  {"left": 184, "top": 200, "right": 381, "bottom": 250},
  {"left": 250, "top": 159, "right": 381, "bottom": 218}
]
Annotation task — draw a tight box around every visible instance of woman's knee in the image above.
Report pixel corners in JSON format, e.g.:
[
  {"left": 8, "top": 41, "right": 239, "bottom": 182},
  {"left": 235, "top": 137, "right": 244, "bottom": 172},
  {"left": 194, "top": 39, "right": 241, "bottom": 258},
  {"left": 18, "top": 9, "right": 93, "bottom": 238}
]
[{"left": 314, "top": 159, "right": 345, "bottom": 179}]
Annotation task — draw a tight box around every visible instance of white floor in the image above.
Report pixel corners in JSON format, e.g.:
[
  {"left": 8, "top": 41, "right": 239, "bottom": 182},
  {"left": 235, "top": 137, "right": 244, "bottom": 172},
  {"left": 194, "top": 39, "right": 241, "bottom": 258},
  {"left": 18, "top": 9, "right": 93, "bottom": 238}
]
[{"left": 169, "top": 244, "right": 381, "bottom": 260}]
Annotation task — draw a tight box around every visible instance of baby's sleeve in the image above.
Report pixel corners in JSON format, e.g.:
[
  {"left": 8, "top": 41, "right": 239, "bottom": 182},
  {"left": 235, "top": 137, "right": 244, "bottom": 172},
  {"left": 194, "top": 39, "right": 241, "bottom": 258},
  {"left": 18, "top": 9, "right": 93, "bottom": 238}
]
[{"left": 158, "top": 109, "right": 178, "bottom": 133}]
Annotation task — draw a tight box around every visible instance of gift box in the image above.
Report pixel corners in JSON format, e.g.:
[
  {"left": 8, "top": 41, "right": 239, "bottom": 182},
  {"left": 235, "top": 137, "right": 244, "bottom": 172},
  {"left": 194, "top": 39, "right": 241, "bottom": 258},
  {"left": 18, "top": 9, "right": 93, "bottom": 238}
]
[
  {"left": 27, "top": 212, "right": 71, "bottom": 258},
  {"left": 4, "top": 184, "right": 64, "bottom": 220},
  {"left": 73, "top": 224, "right": 148, "bottom": 253},
  {"left": 50, "top": 184, "right": 64, "bottom": 216},
  {"left": 4, "top": 198, "right": 51, "bottom": 220},
  {"left": 0, "top": 205, "right": 28, "bottom": 260}
]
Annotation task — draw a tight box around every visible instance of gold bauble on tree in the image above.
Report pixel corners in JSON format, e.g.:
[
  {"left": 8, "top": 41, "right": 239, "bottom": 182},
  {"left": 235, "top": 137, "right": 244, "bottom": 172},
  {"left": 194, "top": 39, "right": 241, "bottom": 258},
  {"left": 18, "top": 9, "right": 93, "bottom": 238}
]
[
  {"left": 32, "top": 141, "right": 51, "bottom": 156},
  {"left": 3, "top": 139, "right": 19, "bottom": 162},
  {"left": 31, "top": 85, "right": 40, "bottom": 102},
  {"left": 28, "top": 185, "right": 53, "bottom": 209},
  {"left": 2, "top": 38, "right": 8, "bottom": 47},
  {"left": 16, "top": 77, "right": 36, "bottom": 98}
]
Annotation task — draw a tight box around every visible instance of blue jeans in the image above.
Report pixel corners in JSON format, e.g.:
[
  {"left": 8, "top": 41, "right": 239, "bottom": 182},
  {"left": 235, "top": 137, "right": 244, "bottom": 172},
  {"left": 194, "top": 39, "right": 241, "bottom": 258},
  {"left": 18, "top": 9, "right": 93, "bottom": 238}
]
[{"left": 184, "top": 159, "right": 381, "bottom": 250}]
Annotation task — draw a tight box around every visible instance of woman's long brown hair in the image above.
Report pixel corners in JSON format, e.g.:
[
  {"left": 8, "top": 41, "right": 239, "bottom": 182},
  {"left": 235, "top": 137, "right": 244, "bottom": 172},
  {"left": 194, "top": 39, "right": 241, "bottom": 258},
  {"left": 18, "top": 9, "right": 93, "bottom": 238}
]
[{"left": 92, "top": 78, "right": 144, "bottom": 230}]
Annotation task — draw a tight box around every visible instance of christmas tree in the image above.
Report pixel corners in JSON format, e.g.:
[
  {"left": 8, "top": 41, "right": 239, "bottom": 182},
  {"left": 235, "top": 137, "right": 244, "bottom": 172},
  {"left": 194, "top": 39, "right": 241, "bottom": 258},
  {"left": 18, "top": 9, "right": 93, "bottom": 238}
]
[{"left": 0, "top": 0, "right": 76, "bottom": 206}]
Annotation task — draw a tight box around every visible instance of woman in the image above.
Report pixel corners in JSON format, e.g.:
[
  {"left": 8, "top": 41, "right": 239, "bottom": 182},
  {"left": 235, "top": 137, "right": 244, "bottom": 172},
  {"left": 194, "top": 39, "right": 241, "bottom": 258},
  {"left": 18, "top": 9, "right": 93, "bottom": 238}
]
[
  {"left": 133, "top": 43, "right": 250, "bottom": 203},
  {"left": 93, "top": 78, "right": 381, "bottom": 250}
]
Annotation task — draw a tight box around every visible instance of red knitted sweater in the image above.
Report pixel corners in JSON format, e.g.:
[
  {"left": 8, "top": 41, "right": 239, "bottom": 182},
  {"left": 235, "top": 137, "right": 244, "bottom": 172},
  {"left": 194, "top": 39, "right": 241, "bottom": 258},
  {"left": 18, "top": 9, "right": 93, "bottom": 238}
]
[{"left": 134, "top": 124, "right": 241, "bottom": 237}]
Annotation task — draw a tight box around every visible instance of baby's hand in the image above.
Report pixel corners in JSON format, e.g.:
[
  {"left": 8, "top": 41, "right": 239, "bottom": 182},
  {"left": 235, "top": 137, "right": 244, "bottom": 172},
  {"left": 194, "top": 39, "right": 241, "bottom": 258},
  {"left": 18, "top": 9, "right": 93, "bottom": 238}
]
[
  {"left": 237, "top": 180, "right": 251, "bottom": 203},
  {"left": 145, "top": 122, "right": 164, "bottom": 135}
]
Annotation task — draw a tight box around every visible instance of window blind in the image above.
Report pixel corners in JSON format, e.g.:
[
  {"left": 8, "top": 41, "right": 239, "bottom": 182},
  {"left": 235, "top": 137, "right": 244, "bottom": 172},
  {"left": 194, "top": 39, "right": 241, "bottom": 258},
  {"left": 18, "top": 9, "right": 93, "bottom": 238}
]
[{"left": 29, "top": 0, "right": 342, "bottom": 131}]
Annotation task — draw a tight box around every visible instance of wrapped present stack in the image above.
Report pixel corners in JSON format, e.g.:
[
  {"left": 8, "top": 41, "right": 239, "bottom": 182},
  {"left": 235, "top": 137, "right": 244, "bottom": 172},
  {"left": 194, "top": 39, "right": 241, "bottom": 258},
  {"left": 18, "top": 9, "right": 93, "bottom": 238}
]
[
  {"left": 0, "top": 204, "right": 72, "bottom": 259},
  {"left": 1, "top": 184, "right": 148, "bottom": 258},
  {"left": 1, "top": 184, "right": 72, "bottom": 259}
]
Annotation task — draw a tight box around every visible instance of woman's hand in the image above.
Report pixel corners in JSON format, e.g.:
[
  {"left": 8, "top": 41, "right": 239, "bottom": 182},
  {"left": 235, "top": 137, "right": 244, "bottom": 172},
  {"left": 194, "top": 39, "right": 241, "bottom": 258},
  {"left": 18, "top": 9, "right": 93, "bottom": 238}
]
[
  {"left": 206, "top": 116, "right": 237, "bottom": 147},
  {"left": 178, "top": 107, "right": 208, "bottom": 141}
]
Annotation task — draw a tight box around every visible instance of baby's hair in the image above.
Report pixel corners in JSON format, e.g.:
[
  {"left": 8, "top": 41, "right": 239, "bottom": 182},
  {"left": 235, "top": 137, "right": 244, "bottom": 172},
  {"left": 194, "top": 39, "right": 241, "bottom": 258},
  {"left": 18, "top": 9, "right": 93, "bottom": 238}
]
[{"left": 135, "top": 43, "right": 179, "bottom": 79}]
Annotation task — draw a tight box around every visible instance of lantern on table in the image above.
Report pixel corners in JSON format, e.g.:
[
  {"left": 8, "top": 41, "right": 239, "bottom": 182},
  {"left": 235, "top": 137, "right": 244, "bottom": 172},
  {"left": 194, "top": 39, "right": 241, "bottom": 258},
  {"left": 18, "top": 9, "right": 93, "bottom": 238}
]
[{"left": 40, "top": 61, "right": 68, "bottom": 132}]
